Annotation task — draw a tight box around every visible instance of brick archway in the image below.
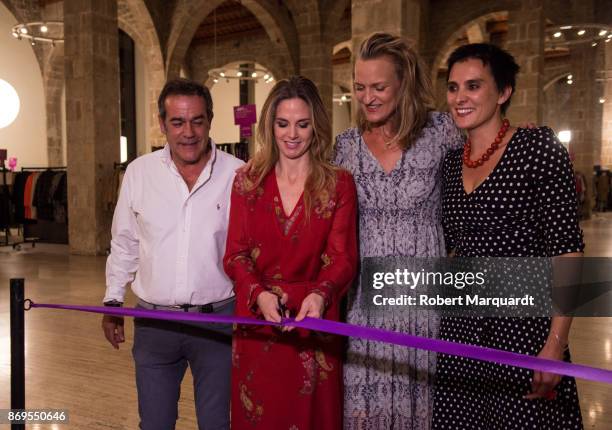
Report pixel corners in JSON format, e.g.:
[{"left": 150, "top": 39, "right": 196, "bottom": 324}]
[
  {"left": 429, "top": 10, "right": 509, "bottom": 92},
  {"left": 166, "top": 0, "right": 297, "bottom": 81},
  {"left": 543, "top": 70, "right": 572, "bottom": 92},
  {"left": 426, "top": 0, "right": 516, "bottom": 58},
  {"left": 118, "top": 0, "right": 165, "bottom": 149}
]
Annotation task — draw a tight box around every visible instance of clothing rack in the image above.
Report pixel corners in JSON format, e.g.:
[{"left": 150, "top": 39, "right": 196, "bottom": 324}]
[
  {"left": 21, "top": 166, "right": 67, "bottom": 171},
  {"left": 216, "top": 141, "right": 249, "bottom": 162},
  {"left": 11, "top": 166, "right": 69, "bottom": 248}
]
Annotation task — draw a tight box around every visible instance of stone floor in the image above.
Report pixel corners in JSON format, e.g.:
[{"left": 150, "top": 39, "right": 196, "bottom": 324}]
[{"left": 0, "top": 213, "right": 611, "bottom": 429}]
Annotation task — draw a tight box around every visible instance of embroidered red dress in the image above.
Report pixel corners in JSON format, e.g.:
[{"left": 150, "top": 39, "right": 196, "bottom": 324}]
[{"left": 224, "top": 169, "right": 358, "bottom": 430}]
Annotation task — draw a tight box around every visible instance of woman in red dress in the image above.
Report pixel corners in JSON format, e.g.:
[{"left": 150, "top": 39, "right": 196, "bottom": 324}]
[{"left": 224, "top": 76, "right": 358, "bottom": 429}]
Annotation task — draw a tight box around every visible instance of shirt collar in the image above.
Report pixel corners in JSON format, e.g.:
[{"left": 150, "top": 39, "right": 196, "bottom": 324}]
[{"left": 160, "top": 139, "right": 218, "bottom": 189}]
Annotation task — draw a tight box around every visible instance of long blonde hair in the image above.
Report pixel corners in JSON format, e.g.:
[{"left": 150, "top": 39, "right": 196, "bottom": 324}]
[
  {"left": 249, "top": 76, "right": 336, "bottom": 215},
  {"left": 355, "top": 32, "right": 435, "bottom": 150}
]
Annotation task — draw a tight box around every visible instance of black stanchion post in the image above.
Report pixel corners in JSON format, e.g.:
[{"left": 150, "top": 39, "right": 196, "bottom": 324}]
[{"left": 10, "top": 278, "right": 25, "bottom": 430}]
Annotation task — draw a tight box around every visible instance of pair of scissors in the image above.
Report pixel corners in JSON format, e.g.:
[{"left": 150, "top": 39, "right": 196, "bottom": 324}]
[{"left": 277, "top": 296, "right": 289, "bottom": 318}]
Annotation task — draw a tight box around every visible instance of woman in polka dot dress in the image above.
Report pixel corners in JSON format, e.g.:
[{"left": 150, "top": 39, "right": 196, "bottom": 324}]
[{"left": 432, "top": 43, "right": 584, "bottom": 429}]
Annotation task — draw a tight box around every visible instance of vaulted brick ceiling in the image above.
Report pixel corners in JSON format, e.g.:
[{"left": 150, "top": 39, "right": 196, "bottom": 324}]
[{"left": 192, "top": 0, "right": 265, "bottom": 44}]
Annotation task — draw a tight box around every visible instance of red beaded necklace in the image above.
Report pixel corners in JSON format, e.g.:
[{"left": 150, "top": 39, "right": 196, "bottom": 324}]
[{"left": 463, "top": 118, "right": 510, "bottom": 168}]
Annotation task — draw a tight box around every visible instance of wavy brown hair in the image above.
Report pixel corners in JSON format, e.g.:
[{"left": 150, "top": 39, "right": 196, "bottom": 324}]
[
  {"left": 249, "top": 76, "right": 336, "bottom": 216},
  {"left": 355, "top": 32, "right": 435, "bottom": 150}
]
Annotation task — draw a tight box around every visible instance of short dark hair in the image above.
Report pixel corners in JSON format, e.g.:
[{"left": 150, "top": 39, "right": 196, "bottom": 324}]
[
  {"left": 446, "top": 43, "right": 520, "bottom": 114},
  {"left": 158, "top": 78, "right": 213, "bottom": 122}
]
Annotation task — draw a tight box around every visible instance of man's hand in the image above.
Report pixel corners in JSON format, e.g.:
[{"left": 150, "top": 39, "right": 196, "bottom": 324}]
[{"left": 102, "top": 315, "right": 125, "bottom": 349}]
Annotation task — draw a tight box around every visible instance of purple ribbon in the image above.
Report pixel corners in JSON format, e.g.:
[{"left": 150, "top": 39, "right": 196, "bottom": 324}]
[{"left": 30, "top": 301, "right": 612, "bottom": 384}]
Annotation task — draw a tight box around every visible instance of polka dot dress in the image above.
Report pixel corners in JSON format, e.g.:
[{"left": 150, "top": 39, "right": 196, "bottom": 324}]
[{"left": 432, "top": 127, "right": 584, "bottom": 430}]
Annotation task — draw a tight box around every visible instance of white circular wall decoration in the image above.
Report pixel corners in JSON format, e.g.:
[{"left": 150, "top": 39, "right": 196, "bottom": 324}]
[{"left": 0, "top": 79, "right": 20, "bottom": 128}]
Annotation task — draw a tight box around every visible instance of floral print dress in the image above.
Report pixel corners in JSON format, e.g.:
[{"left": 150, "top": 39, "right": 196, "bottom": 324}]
[{"left": 224, "top": 169, "right": 358, "bottom": 430}]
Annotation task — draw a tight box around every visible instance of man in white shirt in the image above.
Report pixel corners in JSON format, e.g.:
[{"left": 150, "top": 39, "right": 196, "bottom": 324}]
[{"left": 102, "top": 78, "right": 243, "bottom": 430}]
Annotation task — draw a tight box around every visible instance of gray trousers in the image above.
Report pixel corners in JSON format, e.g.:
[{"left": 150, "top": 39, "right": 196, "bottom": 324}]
[{"left": 132, "top": 300, "right": 233, "bottom": 430}]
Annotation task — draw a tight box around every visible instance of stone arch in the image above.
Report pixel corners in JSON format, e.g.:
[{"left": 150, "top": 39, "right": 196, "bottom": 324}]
[
  {"left": 426, "top": 0, "right": 515, "bottom": 56},
  {"left": 333, "top": 41, "right": 352, "bottom": 92},
  {"left": 543, "top": 70, "right": 572, "bottom": 92},
  {"left": 166, "top": 0, "right": 297, "bottom": 81},
  {"left": 333, "top": 40, "right": 351, "bottom": 56},
  {"left": 1, "top": 0, "right": 57, "bottom": 163},
  {"left": 429, "top": 10, "right": 509, "bottom": 92},
  {"left": 0, "top": 0, "right": 20, "bottom": 22},
  {"left": 117, "top": 0, "right": 166, "bottom": 149},
  {"left": 323, "top": 0, "right": 350, "bottom": 46},
  {"left": 1, "top": 0, "right": 46, "bottom": 73}
]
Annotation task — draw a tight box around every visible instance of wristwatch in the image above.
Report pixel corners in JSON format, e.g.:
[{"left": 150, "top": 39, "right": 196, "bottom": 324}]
[{"left": 103, "top": 299, "right": 123, "bottom": 307}]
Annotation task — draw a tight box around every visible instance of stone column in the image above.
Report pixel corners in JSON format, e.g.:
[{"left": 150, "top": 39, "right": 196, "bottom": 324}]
[
  {"left": 42, "top": 0, "right": 65, "bottom": 166},
  {"left": 350, "top": 0, "right": 426, "bottom": 120},
  {"left": 504, "top": 0, "right": 545, "bottom": 125},
  {"left": 45, "top": 47, "right": 65, "bottom": 166},
  {"left": 64, "top": 0, "right": 120, "bottom": 254},
  {"left": 351, "top": 0, "right": 425, "bottom": 52},
  {"left": 240, "top": 63, "right": 256, "bottom": 156},
  {"left": 599, "top": 42, "right": 612, "bottom": 168},
  {"left": 289, "top": 1, "right": 333, "bottom": 120}
]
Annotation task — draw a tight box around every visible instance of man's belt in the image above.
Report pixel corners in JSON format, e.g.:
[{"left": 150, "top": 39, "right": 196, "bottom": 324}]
[{"left": 137, "top": 296, "right": 234, "bottom": 313}]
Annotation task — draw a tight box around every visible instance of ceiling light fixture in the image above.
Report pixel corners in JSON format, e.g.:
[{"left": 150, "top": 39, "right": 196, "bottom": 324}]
[
  {"left": 333, "top": 92, "right": 351, "bottom": 106},
  {"left": 546, "top": 23, "right": 612, "bottom": 48},
  {"left": 11, "top": 21, "right": 63, "bottom": 46}
]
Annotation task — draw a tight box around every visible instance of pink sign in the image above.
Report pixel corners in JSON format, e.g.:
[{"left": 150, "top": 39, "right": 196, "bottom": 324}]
[
  {"left": 234, "top": 104, "right": 257, "bottom": 139},
  {"left": 233, "top": 104, "right": 257, "bottom": 125}
]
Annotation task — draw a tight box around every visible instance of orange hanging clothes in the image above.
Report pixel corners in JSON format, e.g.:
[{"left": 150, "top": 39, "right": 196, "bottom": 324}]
[
  {"left": 224, "top": 169, "right": 358, "bottom": 430},
  {"left": 29, "top": 172, "right": 42, "bottom": 220},
  {"left": 23, "top": 173, "right": 34, "bottom": 220}
]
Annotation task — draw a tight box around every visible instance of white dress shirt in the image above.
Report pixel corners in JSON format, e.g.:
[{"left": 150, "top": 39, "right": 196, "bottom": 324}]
[{"left": 104, "top": 142, "right": 244, "bottom": 305}]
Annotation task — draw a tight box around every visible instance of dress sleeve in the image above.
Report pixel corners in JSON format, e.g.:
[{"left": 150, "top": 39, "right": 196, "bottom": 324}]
[
  {"left": 308, "top": 171, "right": 358, "bottom": 307},
  {"left": 333, "top": 130, "right": 356, "bottom": 169},
  {"left": 333, "top": 134, "right": 346, "bottom": 167},
  {"left": 532, "top": 127, "right": 585, "bottom": 256},
  {"left": 223, "top": 175, "right": 267, "bottom": 316},
  {"left": 439, "top": 112, "right": 465, "bottom": 152}
]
